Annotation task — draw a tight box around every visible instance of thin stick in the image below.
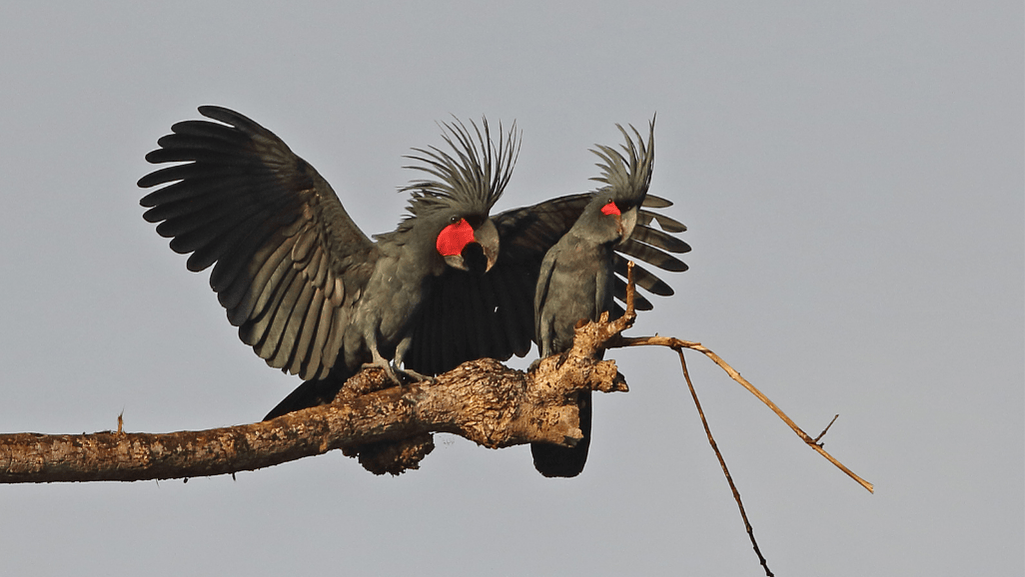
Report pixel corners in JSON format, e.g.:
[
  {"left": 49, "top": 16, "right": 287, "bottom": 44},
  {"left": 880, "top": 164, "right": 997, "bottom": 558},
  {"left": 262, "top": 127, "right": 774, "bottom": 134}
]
[
  {"left": 625, "top": 260, "right": 636, "bottom": 315},
  {"left": 678, "top": 349, "right": 773, "bottom": 577},
  {"left": 814, "top": 414, "right": 840, "bottom": 444},
  {"left": 617, "top": 335, "right": 874, "bottom": 493}
]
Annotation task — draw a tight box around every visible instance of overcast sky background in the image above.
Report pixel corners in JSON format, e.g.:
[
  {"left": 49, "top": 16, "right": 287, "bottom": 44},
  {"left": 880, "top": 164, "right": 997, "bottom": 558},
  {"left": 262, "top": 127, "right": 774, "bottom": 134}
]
[{"left": 1, "top": 2, "right": 1021, "bottom": 576}]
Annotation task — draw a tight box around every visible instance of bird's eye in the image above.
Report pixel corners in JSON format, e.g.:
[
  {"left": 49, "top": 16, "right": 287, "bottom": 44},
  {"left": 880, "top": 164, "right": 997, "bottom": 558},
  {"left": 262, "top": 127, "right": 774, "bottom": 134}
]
[{"left": 450, "top": 215, "right": 460, "bottom": 224}]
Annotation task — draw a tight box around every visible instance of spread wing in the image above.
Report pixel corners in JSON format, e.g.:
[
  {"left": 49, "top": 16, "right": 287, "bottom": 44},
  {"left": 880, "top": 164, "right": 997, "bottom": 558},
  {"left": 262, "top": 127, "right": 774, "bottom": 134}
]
[
  {"left": 405, "top": 192, "right": 690, "bottom": 375},
  {"left": 138, "top": 106, "right": 378, "bottom": 380}
]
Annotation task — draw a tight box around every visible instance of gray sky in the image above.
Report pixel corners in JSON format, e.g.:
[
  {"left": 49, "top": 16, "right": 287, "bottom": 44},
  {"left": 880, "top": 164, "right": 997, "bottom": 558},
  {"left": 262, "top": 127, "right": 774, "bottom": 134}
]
[{"left": 1, "top": 2, "right": 1021, "bottom": 575}]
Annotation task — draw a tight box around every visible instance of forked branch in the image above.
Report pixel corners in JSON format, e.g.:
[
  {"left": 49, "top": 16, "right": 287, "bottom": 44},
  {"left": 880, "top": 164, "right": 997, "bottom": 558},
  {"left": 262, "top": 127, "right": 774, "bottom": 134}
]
[
  {"left": 0, "top": 261, "right": 869, "bottom": 498},
  {"left": 614, "top": 334, "right": 874, "bottom": 493}
]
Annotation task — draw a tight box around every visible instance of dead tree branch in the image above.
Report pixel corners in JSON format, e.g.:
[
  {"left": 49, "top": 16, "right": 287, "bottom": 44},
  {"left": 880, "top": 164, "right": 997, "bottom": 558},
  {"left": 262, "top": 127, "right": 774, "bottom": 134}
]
[
  {"left": 677, "top": 348, "right": 774, "bottom": 576},
  {"left": 614, "top": 335, "right": 874, "bottom": 493},
  {"left": 1, "top": 261, "right": 868, "bottom": 497},
  {"left": 0, "top": 321, "right": 627, "bottom": 483}
]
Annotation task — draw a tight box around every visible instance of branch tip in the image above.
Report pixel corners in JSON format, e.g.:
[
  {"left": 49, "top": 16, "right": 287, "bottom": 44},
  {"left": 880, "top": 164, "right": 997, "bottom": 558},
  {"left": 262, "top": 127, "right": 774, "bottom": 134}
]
[
  {"left": 610, "top": 335, "right": 873, "bottom": 494},
  {"left": 813, "top": 414, "right": 840, "bottom": 444}
]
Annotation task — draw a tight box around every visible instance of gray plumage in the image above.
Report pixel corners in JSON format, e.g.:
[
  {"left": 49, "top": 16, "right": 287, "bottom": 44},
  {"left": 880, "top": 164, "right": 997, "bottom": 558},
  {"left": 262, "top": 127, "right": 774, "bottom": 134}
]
[
  {"left": 531, "top": 118, "right": 656, "bottom": 477},
  {"left": 139, "top": 107, "right": 512, "bottom": 417},
  {"left": 534, "top": 195, "right": 623, "bottom": 357}
]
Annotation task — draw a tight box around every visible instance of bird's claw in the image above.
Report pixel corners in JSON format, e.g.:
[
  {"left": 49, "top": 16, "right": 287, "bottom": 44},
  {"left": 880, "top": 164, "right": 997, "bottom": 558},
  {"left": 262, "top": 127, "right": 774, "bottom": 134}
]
[
  {"left": 362, "top": 359, "right": 403, "bottom": 385},
  {"left": 361, "top": 360, "right": 435, "bottom": 385}
]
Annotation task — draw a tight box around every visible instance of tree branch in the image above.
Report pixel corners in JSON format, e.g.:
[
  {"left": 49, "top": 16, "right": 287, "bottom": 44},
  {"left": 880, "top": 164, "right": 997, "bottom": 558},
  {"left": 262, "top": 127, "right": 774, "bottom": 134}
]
[
  {"left": 0, "top": 260, "right": 872, "bottom": 577},
  {"left": 676, "top": 348, "right": 774, "bottom": 576},
  {"left": 1, "top": 324, "right": 627, "bottom": 483},
  {"left": 1, "top": 260, "right": 868, "bottom": 496},
  {"left": 613, "top": 335, "right": 874, "bottom": 493}
]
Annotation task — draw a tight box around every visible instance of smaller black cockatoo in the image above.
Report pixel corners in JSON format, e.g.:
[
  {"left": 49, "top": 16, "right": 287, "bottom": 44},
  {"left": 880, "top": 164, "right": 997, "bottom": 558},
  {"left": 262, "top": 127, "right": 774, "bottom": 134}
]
[{"left": 531, "top": 119, "right": 656, "bottom": 477}]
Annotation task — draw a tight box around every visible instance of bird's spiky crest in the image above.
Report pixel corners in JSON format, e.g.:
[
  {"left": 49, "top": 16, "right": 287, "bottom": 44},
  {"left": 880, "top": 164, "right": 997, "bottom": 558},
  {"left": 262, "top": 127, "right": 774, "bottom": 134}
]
[
  {"left": 589, "top": 115, "right": 656, "bottom": 205},
  {"left": 400, "top": 117, "right": 521, "bottom": 219}
]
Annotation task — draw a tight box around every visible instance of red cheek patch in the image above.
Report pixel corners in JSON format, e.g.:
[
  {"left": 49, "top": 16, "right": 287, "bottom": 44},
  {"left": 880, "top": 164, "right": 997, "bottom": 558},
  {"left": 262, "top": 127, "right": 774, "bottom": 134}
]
[
  {"left": 601, "top": 200, "right": 621, "bottom": 216},
  {"left": 436, "top": 218, "right": 476, "bottom": 256}
]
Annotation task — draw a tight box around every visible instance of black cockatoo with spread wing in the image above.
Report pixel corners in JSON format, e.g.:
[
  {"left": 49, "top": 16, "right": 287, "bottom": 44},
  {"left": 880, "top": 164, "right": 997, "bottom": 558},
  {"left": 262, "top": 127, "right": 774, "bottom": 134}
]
[
  {"left": 138, "top": 107, "right": 688, "bottom": 425},
  {"left": 530, "top": 120, "right": 658, "bottom": 477},
  {"left": 139, "top": 106, "right": 514, "bottom": 415}
]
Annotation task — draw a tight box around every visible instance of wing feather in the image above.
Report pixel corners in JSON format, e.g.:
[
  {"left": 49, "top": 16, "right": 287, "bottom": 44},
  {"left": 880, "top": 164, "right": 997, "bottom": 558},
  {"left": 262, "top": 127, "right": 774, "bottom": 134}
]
[
  {"left": 139, "top": 106, "right": 378, "bottom": 380},
  {"left": 617, "top": 238, "right": 689, "bottom": 274}
]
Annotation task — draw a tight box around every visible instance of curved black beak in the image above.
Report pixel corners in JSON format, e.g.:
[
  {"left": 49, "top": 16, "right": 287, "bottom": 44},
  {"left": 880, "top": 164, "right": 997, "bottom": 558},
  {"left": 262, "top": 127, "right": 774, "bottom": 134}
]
[
  {"left": 473, "top": 219, "right": 500, "bottom": 272},
  {"left": 443, "top": 219, "right": 499, "bottom": 273}
]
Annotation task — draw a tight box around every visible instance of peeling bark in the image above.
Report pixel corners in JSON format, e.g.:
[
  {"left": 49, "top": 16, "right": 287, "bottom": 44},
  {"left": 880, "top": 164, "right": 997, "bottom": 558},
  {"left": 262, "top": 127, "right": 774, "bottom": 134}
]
[{"left": 0, "top": 309, "right": 633, "bottom": 483}]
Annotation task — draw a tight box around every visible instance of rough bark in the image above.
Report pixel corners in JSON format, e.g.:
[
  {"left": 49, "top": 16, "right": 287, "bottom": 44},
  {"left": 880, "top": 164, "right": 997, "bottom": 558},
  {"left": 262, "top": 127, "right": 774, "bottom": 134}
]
[{"left": 0, "top": 309, "right": 633, "bottom": 483}]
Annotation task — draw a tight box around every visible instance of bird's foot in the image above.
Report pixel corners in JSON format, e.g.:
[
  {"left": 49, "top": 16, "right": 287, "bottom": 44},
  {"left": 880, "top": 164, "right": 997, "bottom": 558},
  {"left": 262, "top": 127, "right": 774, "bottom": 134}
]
[
  {"left": 362, "top": 358, "right": 403, "bottom": 386},
  {"left": 360, "top": 360, "right": 435, "bottom": 385}
]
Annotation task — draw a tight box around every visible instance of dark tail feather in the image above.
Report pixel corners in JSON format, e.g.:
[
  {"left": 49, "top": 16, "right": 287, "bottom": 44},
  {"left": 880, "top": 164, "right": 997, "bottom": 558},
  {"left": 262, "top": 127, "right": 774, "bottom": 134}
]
[
  {"left": 530, "top": 390, "right": 592, "bottom": 477},
  {"left": 263, "top": 378, "right": 346, "bottom": 420}
]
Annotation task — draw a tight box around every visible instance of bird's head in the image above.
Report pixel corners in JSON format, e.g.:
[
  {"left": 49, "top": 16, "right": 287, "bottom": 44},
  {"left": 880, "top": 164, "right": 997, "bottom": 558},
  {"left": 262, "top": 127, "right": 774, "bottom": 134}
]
[
  {"left": 573, "top": 193, "right": 633, "bottom": 245},
  {"left": 434, "top": 213, "right": 499, "bottom": 273},
  {"left": 400, "top": 116, "right": 520, "bottom": 274},
  {"left": 589, "top": 115, "right": 655, "bottom": 245}
]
